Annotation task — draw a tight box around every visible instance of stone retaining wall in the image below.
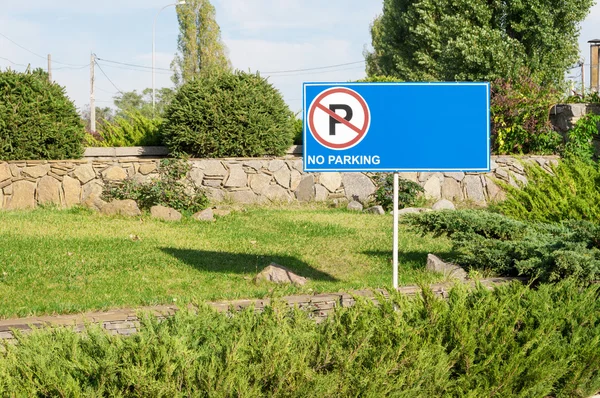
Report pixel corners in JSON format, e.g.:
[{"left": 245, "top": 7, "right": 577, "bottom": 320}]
[
  {"left": 0, "top": 278, "right": 516, "bottom": 341},
  {"left": 0, "top": 155, "right": 558, "bottom": 210}
]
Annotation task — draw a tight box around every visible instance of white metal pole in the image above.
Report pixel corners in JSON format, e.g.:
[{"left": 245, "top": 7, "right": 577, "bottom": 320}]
[
  {"left": 393, "top": 172, "right": 399, "bottom": 289},
  {"left": 90, "top": 53, "right": 96, "bottom": 133}
]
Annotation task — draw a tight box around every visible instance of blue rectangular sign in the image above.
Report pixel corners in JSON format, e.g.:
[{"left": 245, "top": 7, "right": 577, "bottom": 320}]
[{"left": 302, "top": 82, "right": 490, "bottom": 172}]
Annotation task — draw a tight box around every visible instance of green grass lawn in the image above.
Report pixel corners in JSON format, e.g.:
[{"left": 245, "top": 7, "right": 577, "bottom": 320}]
[{"left": 0, "top": 206, "right": 451, "bottom": 319}]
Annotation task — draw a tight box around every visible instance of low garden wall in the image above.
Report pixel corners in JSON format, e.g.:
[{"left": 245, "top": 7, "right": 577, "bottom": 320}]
[{"left": 0, "top": 154, "right": 558, "bottom": 210}]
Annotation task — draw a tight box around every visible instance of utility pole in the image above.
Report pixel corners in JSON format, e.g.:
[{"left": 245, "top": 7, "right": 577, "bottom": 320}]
[
  {"left": 47, "top": 54, "right": 52, "bottom": 83},
  {"left": 581, "top": 61, "right": 585, "bottom": 95},
  {"left": 90, "top": 53, "right": 96, "bottom": 133}
]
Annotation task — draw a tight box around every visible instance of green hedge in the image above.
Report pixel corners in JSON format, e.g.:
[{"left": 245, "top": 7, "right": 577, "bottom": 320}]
[
  {"left": 0, "top": 68, "right": 84, "bottom": 160},
  {"left": 162, "top": 71, "right": 295, "bottom": 158},
  {"left": 0, "top": 282, "right": 599, "bottom": 396}
]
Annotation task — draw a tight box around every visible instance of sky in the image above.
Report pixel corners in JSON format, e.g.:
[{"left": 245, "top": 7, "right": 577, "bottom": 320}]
[{"left": 1, "top": 0, "right": 599, "bottom": 115}]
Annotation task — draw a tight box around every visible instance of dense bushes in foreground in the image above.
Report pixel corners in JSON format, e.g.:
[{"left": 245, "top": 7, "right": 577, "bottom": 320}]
[
  {"left": 404, "top": 210, "right": 600, "bottom": 283},
  {"left": 0, "top": 282, "right": 598, "bottom": 396}
]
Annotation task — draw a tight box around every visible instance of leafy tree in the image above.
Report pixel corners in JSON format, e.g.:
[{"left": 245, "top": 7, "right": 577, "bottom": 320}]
[
  {"left": 0, "top": 68, "right": 84, "bottom": 160},
  {"left": 81, "top": 105, "right": 114, "bottom": 132},
  {"left": 113, "top": 87, "right": 174, "bottom": 118},
  {"left": 171, "top": 0, "right": 231, "bottom": 86},
  {"left": 366, "top": 0, "right": 594, "bottom": 86}
]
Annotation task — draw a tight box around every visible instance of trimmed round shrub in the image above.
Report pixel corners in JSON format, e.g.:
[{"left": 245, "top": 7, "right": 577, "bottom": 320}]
[
  {"left": 0, "top": 68, "right": 85, "bottom": 160},
  {"left": 162, "top": 71, "right": 295, "bottom": 158}
]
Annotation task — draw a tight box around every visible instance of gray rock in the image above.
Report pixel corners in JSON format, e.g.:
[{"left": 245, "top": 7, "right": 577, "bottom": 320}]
[
  {"left": 249, "top": 173, "right": 272, "bottom": 195},
  {"left": 82, "top": 180, "right": 103, "bottom": 202},
  {"left": 192, "top": 208, "right": 214, "bottom": 222},
  {"left": 254, "top": 263, "right": 308, "bottom": 285},
  {"left": 243, "top": 160, "right": 264, "bottom": 171},
  {"left": 443, "top": 172, "right": 465, "bottom": 182},
  {"left": 151, "top": 205, "right": 182, "bottom": 221},
  {"left": 101, "top": 199, "right": 141, "bottom": 217},
  {"left": 295, "top": 176, "right": 315, "bottom": 202},
  {"left": 485, "top": 177, "right": 506, "bottom": 202},
  {"left": 347, "top": 200, "right": 363, "bottom": 211},
  {"left": 37, "top": 176, "right": 62, "bottom": 206},
  {"left": 441, "top": 178, "right": 464, "bottom": 202},
  {"left": 228, "top": 190, "right": 259, "bottom": 204},
  {"left": 365, "top": 205, "right": 385, "bottom": 215},
  {"left": 188, "top": 168, "right": 204, "bottom": 186},
  {"left": 9, "top": 164, "right": 21, "bottom": 178},
  {"left": 319, "top": 172, "right": 342, "bottom": 192},
  {"left": 200, "top": 160, "right": 227, "bottom": 177},
  {"left": 82, "top": 195, "right": 106, "bottom": 211},
  {"left": 6, "top": 180, "right": 36, "bottom": 209},
  {"left": 342, "top": 173, "right": 376, "bottom": 203},
  {"left": 291, "top": 160, "right": 304, "bottom": 172},
  {"left": 213, "top": 209, "right": 231, "bottom": 217},
  {"left": 62, "top": 176, "right": 81, "bottom": 207},
  {"left": 268, "top": 159, "right": 285, "bottom": 172},
  {"left": 224, "top": 164, "right": 247, "bottom": 188},
  {"left": 203, "top": 178, "right": 223, "bottom": 188},
  {"left": 426, "top": 254, "right": 467, "bottom": 280},
  {"left": 264, "top": 185, "right": 292, "bottom": 202},
  {"left": 398, "top": 172, "right": 418, "bottom": 182},
  {"left": 204, "top": 187, "right": 225, "bottom": 203},
  {"left": 22, "top": 164, "right": 50, "bottom": 178},
  {"left": 273, "top": 165, "right": 291, "bottom": 188},
  {"left": 138, "top": 163, "right": 157, "bottom": 175},
  {"left": 290, "top": 170, "right": 303, "bottom": 191},
  {"left": 73, "top": 164, "right": 96, "bottom": 184},
  {"left": 494, "top": 168, "right": 510, "bottom": 182},
  {"left": 0, "top": 163, "right": 11, "bottom": 182},
  {"left": 423, "top": 175, "right": 441, "bottom": 200},
  {"left": 464, "top": 175, "right": 486, "bottom": 204},
  {"left": 315, "top": 184, "right": 328, "bottom": 202},
  {"left": 398, "top": 207, "right": 428, "bottom": 215},
  {"left": 101, "top": 166, "right": 127, "bottom": 181},
  {"left": 432, "top": 199, "right": 455, "bottom": 211}
]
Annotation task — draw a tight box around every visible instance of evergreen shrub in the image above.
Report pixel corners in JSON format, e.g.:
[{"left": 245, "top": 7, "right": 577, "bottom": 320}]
[
  {"left": 375, "top": 174, "right": 424, "bottom": 211},
  {"left": 85, "top": 110, "right": 163, "bottom": 147},
  {"left": 493, "top": 158, "right": 600, "bottom": 223},
  {"left": 0, "top": 282, "right": 599, "bottom": 396},
  {"left": 0, "top": 68, "right": 84, "bottom": 160},
  {"left": 162, "top": 71, "right": 295, "bottom": 158},
  {"left": 404, "top": 210, "right": 600, "bottom": 283}
]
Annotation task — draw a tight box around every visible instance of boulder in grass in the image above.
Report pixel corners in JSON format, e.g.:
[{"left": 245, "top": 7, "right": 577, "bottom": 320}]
[
  {"left": 426, "top": 254, "right": 467, "bottom": 280},
  {"left": 432, "top": 199, "right": 456, "bottom": 211},
  {"left": 254, "top": 263, "right": 308, "bottom": 285},
  {"left": 347, "top": 201, "right": 363, "bottom": 211},
  {"left": 364, "top": 205, "right": 385, "bottom": 215},
  {"left": 100, "top": 199, "right": 141, "bottom": 217},
  {"left": 151, "top": 205, "right": 182, "bottom": 221},
  {"left": 193, "top": 208, "right": 215, "bottom": 222}
]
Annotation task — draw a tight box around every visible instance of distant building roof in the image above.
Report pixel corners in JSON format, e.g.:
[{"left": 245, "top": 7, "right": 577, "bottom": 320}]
[{"left": 588, "top": 39, "right": 600, "bottom": 44}]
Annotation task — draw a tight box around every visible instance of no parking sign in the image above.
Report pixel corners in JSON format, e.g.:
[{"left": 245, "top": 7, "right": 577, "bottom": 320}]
[{"left": 303, "top": 82, "right": 490, "bottom": 172}]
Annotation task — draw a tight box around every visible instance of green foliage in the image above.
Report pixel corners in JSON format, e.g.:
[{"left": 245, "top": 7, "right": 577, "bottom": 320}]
[
  {"left": 85, "top": 110, "right": 164, "bottom": 147},
  {"left": 493, "top": 158, "right": 600, "bottom": 223},
  {"left": 1, "top": 282, "right": 599, "bottom": 396},
  {"left": 564, "top": 113, "right": 600, "bottom": 161},
  {"left": 491, "top": 72, "right": 562, "bottom": 155},
  {"left": 103, "top": 159, "right": 208, "bottom": 213},
  {"left": 0, "top": 68, "right": 85, "bottom": 160},
  {"left": 113, "top": 88, "right": 175, "bottom": 118},
  {"left": 404, "top": 210, "right": 600, "bottom": 283},
  {"left": 564, "top": 90, "right": 600, "bottom": 104},
  {"left": 171, "top": 0, "right": 231, "bottom": 85},
  {"left": 365, "top": 0, "right": 594, "bottom": 86},
  {"left": 375, "top": 174, "right": 424, "bottom": 211},
  {"left": 355, "top": 75, "right": 403, "bottom": 83},
  {"left": 293, "top": 117, "right": 303, "bottom": 145},
  {"left": 162, "top": 71, "right": 295, "bottom": 158}
]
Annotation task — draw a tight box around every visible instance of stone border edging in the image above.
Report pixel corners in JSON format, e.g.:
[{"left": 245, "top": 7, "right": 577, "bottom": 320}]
[
  {"left": 0, "top": 277, "right": 520, "bottom": 341},
  {"left": 82, "top": 145, "right": 302, "bottom": 159}
]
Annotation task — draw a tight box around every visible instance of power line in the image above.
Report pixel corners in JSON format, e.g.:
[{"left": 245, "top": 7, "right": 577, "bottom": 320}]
[
  {"left": 262, "top": 60, "right": 365, "bottom": 74},
  {"left": 0, "top": 56, "right": 29, "bottom": 68},
  {"left": 96, "top": 57, "right": 171, "bottom": 71},
  {"left": 93, "top": 57, "right": 124, "bottom": 95},
  {"left": 266, "top": 65, "right": 366, "bottom": 78},
  {"left": 0, "top": 32, "right": 87, "bottom": 67},
  {"left": 95, "top": 61, "right": 172, "bottom": 75}
]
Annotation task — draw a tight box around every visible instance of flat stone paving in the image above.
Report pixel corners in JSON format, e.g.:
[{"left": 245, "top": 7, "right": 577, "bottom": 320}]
[{"left": 0, "top": 278, "right": 520, "bottom": 341}]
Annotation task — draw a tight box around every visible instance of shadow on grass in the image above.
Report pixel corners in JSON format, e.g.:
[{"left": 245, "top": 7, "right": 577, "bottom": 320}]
[
  {"left": 362, "top": 250, "right": 456, "bottom": 270},
  {"left": 160, "top": 248, "right": 337, "bottom": 282}
]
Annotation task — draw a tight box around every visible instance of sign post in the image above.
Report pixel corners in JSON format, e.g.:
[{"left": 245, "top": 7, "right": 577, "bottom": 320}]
[{"left": 303, "top": 82, "right": 490, "bottom": 289}]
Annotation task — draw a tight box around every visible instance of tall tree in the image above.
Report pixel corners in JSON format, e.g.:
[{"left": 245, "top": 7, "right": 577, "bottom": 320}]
[
  {"left": 113, "top": 88, "right": 175, "bottom": 118},
  {"left": 171, "top": 0, "right": 231, "bottom": 85},
  {"left": 365, "top": 0, "right": 595, "bottom": 86}
]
